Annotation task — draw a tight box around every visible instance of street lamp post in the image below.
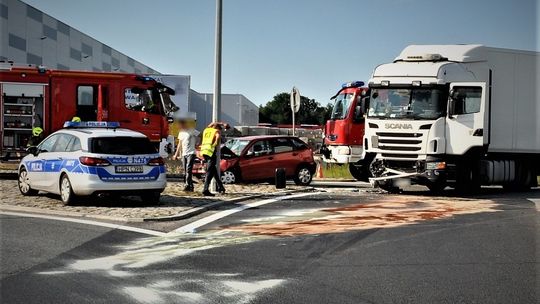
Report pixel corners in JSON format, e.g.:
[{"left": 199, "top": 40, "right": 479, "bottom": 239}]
[{"left": 212, "top": 0, "right": 223, "bottom": 192}]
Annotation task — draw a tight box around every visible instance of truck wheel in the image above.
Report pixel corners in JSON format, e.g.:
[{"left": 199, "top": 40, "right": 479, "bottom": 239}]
[
  {"left": 349, "top": 164, "right": 369, "bottom": 182},
  {"left": 377, "top": 180, "right": 401, "bottom": 193},
  {"left": 294, "top": 165, "right": 313, "bottom": 186},
  {"left": 427, "top": 181, "right": 446, "bottom": 194},
  {"left": 141, "top": 191, "right": 161, "bottom": 204},
  {"left": 455, "top": 162, "right": 480, "bottom": 194},
  {"left": 18, "top": 168, "right": 38, "bottom": 196},
  {"left": 60, "top": 174, "right": 77, "bottom": 205}
]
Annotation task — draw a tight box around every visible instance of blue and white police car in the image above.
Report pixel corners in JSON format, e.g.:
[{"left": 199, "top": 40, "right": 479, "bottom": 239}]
[{"left": 18, "top": 121, "right": 167, "bottom": 204}]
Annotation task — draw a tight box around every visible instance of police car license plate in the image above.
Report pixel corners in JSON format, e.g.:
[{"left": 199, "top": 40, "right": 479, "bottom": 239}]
[{"left": 115, "top": 165, "right": 144, "bottom": 173}]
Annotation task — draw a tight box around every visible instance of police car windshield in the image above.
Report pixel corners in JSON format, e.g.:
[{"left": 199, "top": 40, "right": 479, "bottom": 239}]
[{"left": 90, "top": 137, "right": 156, "bottom": 155}]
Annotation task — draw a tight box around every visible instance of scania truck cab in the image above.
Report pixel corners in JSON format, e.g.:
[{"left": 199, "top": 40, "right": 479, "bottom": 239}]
[
  {"left": 363, "top": 45, "right": 539, "bottom": 193},
  {"left": 321, "top": 81, "right": 370, "bottom": 181}
]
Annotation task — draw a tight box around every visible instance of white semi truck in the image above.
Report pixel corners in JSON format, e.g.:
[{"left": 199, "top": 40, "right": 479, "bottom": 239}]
[{"left": 363, "top": 45, "right": 539, "bottom": 192}]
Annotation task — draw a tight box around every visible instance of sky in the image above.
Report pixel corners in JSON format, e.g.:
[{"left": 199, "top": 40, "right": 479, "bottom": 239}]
[{"left": 24, "top": 0, "right": 538, "bottom": 107}]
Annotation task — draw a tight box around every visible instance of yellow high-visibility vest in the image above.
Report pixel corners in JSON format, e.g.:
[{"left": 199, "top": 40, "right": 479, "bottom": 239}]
[{"left": 200, "top": 127, "right": 218, "bottom": 157}]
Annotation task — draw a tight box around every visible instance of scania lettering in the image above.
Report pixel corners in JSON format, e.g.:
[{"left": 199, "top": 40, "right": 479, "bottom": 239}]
[
  {"left": 321, "top": 81, "right": 370, "bottom": 181},
  {"left": 363, "top": 45, "right": 539, "bottom": 192},
  {"left": 0, "top": 64, "right": 179, "bottom": 159}
]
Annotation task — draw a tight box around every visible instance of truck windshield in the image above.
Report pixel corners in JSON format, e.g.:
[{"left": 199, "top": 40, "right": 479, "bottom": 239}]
[
  {"left": 368, "top": 87, "right": 447, "bottom": 120},
  {"left": 331, "top": 93, "right": 354, "bottom": 120}
]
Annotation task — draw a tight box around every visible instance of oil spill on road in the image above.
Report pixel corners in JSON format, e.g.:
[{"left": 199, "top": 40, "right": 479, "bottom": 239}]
[{"left": 222, "top": 196, "right": 499, "bottom": 237}]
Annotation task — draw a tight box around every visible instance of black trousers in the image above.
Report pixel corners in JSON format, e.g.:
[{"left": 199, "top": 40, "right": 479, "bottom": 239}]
[
  {"left": 203, "top": 154, "right": 224, "bottom": 192},
  {"left": 183, "top": 154, "right": 195, "bottom": 188}
]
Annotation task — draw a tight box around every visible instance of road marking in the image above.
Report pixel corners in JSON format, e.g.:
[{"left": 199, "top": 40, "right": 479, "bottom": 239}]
[
  {"left": 0, "top": 211, "right": 166, "bottom": 237},
  {"left": 529, "top": 198, "right": 540, "bottom": 212},
  {"left": 172, "top": 191, "right": 321, "bottom": 234}
]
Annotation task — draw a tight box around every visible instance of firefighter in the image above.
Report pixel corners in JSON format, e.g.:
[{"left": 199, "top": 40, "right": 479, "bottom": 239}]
[
  {"left": 27, "top": 127, "right": 44, "bottom": 147},
  {"left": 71, "top": 116, "right": 81, "bottom": 122}
]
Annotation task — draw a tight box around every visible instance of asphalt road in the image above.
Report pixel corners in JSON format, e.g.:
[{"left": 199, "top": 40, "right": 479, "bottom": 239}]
[{"left": 1, "top": 187, "right": 539, "bottom": 304}]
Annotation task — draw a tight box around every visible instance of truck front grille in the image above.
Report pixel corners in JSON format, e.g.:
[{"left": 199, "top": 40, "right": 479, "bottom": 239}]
[{"left": 375, "top": 132, "right": 424, "bottom": 159}]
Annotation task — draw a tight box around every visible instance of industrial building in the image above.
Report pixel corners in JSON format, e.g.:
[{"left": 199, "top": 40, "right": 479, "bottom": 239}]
[{"left": 0, "top": 0, "right": 259, "bottom": 130}]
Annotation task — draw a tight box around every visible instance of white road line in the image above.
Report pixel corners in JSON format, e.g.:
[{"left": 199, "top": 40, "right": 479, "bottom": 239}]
[
  {"left": 172, "top": 192, "right": 321, "bottom": 234},
  {"left": 529, "top": 199, "right": 540, "bottom": 212},
  {"left": 0, "top": 211, "right": 166, "bottom": 237}
]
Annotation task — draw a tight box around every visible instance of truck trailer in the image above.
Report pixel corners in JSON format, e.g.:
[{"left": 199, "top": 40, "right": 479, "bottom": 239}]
[{"left": 363, "top": 44, "right": 539, "bottom": 192}]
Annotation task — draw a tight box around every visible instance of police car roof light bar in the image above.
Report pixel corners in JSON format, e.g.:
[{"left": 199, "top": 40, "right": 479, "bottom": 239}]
[{"left": 63, "top": 121, "right": 120, "bottom": 128}]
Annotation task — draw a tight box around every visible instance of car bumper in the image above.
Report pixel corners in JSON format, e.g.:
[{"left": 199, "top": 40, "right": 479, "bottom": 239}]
[{"left": 68, "top": 172, "right": 167, "bottom": 196}]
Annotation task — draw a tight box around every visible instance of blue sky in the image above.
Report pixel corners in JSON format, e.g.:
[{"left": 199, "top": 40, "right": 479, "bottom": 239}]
[{"left": 24, "top": 0, "right": 538, "bottom": 107}]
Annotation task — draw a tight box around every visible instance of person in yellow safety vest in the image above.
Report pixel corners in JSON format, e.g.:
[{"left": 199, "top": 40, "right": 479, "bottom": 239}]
[
  {"left": 27, "top": 127, "right": 44, "bottom": 147},
  {"left": 201, "top": 122, "right": 230, "bottom": 196},
  {"left": 72, "top": 116, "right": 81, "bottom": 122}
]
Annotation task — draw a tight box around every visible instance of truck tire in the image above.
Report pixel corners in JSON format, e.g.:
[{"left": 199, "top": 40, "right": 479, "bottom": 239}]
[
  {"left": 377, "top": 180, "right": 401, "bottom": 193},
  {"left": 427, "top": 180, "right": 446, "bottom": 194},
  {"left": 455, "top": 161, "right": 481, "bottom": 194}
]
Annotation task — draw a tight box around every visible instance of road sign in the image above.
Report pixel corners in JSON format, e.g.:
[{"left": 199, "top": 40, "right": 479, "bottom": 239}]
[{"left": 290, "top": 87, "right": 301, "bottom": 113}]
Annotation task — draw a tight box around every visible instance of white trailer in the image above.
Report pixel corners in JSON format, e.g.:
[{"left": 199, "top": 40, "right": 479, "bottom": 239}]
[{"left": 363, "top": 44, "right": 539, "bottom": 192}]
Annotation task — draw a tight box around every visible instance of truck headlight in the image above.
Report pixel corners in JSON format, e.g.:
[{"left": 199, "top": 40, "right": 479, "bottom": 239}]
[
  {"left": 337, "top": 147, "right": 351, "bottom": 155},
  {"left": 426, "top": 162, "right": 446, "bottom": 170}
]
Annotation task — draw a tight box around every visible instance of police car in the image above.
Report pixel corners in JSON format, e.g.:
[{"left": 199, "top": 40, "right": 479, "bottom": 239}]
[{"left": 18, "top": 121, "right": 167, "bottom": 204}]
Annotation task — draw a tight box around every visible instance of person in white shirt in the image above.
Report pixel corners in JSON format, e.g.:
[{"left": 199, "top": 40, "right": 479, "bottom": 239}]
[{"left": 172, "top": 120, "right": 200, "bottom": 191}]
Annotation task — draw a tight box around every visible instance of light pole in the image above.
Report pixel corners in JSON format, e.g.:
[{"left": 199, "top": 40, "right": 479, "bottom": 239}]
[{"left": 212, "top": 0, "right": 223, "bottom": 192}]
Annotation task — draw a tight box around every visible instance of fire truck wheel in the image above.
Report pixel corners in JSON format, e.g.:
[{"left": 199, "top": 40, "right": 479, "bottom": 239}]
[
  {"left": 60, "top": 174, "right": 77, "bottom": 205},
  {"left": 18, "top": 168, "right": 38, "bottom": 196},
  {"left": 348, "top": 164, "right": 369, "bottom": 182}
]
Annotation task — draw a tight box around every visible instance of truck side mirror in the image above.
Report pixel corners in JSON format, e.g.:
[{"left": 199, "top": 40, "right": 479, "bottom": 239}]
[
  {"left": 353, "top": 105, "right": 364, "bottom": 122},
  {"left": 448, "top": 97, "right": 456, "bottom": 116}
]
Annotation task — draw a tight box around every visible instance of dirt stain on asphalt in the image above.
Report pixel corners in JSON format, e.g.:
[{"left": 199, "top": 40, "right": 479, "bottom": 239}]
[{"left": 222, "top": 196, "right": 498, "bottom": 237}]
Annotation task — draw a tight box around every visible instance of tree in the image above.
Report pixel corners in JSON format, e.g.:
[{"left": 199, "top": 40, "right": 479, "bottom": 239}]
[{"left": 259, "top": 92, "right": 333, "bottom": 125}]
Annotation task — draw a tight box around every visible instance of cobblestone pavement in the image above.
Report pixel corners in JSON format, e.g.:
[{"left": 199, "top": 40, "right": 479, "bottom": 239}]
[{"left": 0, "top": 178, "right": 306, "bottom": 221}]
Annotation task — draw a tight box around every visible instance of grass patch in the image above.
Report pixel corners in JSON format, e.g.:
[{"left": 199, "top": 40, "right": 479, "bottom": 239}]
[{"left": 319, "top": 163, "right": 353, "bottom": 179}]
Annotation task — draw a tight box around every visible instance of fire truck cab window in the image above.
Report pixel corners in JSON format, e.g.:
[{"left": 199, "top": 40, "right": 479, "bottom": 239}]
[
  {"left": 124, "top": 88, "right": 159, "bottom": 114},
  {"left": 76, "top": 86, "right": 97, "bottom": 121}
]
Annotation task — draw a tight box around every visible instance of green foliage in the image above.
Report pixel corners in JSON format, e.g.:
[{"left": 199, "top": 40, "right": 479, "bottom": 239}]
[{"left": 259, "top": 92, "right": 332, "bottom": 125}]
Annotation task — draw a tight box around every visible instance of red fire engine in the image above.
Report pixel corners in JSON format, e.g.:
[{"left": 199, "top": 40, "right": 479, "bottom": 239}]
[
  {"left": 321, "top": 81, "right": 370, "bottom": 181},
  {"left": 0, "top": 63, "right": 178, "bottom": 159}
]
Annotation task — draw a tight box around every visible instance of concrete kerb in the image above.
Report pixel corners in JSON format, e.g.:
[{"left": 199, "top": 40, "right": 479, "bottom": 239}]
[
  {"left": 143, "top": 187, "right": 316, "bottom": 222},
  {"left": 0, "top": 204, "right": 143, "bottom": 223}
]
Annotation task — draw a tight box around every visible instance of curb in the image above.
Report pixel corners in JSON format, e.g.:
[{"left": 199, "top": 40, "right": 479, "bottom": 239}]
[
  {"left": 0, "top": 204, "right": 143, "bottom": 223},
  {"left": 143, "top": 187, "right": 315, "bottom": 222}
]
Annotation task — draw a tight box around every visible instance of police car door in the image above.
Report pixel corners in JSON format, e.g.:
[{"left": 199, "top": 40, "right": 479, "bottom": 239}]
[
  {"left": 27, "top": 134, "right": 59, "bottom": 190},
  {"left": 42, "top": 133, "right": 73, "bottom": 192}
]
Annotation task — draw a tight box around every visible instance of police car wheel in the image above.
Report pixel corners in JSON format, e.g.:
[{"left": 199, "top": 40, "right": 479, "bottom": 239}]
[
  {"left": 60, "top": 174, "right": 76, "bottom": 205},
  {"left": 18, "top": 168, "right": 38, "bottom": 196},
  {"left": 141, "top": 191, "right": 161, "bottom": 204}
]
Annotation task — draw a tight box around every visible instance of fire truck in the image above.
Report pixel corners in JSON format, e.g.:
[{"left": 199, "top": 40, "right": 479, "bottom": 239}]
[
  {"left": 321, "top": 81, "right": 370, "bottom": 181},
  {"left": 0, "top": 63, "right": 178, "bottom": 159}
]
